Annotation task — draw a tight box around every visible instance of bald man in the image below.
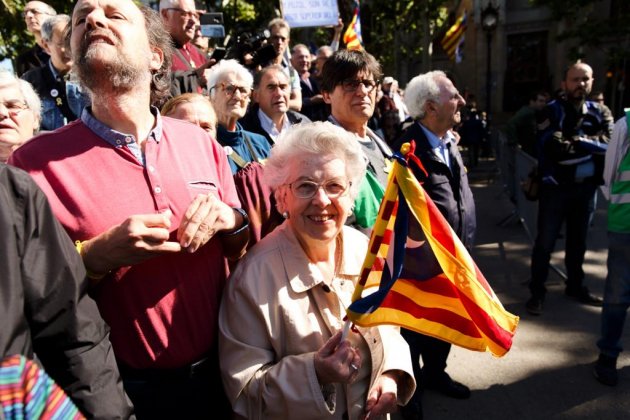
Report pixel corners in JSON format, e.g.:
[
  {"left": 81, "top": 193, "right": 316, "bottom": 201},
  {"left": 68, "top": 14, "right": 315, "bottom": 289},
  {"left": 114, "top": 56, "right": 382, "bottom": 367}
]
[{"left": 527, "top": 62, "right": 614, "bottom": 315}]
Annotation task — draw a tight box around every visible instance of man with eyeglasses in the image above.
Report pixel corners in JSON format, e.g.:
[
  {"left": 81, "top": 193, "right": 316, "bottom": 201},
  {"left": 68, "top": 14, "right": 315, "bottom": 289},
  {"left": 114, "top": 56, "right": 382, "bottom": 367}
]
[
  {"left": 160, "top": 0, "right": 215, "bottom": 96},
  {"left": 320, "top": 49, "right": 393, "bottom": 232},
  {"left": 10, "top": 2, "right": 249, "bottom": 417},
  {"left": 207, "top": 59, "right": 271, "bottom": 174},
  {"left": 392, "top": 70, "right": 475, "bottom": 420},
  {"left": 22, "top": 15, "right": 88, "bottom": 131},
  {"left": 16, "top": 1, "right": 57, "bottom": 76},
  {"left": 0, "top": 71, "right": 41, "bottom": 163},
  {"left": 240, "top": 65, "right": 310, "bottom": 146},
  {"left": 267, "top": 18, "right": 302, "bottom": 112}
]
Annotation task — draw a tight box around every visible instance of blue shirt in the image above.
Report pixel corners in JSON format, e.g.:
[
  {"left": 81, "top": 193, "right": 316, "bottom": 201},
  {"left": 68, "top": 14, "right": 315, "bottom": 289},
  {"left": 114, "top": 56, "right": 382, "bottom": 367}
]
[
  {"left": 81, "top": 106, "right": 162, "bottom": 166},
  {"left": 418, "top": 122, "right": 453, "bottom": 169}
]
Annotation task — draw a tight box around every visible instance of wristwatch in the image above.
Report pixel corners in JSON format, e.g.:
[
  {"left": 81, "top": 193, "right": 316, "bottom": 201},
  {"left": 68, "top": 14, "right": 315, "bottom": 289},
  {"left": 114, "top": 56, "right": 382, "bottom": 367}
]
[{"left": 222, "top": 207, "right": 249, "bottom": 236}]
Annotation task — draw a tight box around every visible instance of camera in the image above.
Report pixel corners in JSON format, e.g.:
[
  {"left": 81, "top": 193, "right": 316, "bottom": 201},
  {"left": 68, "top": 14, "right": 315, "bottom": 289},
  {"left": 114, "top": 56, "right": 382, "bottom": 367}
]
[{"left": 226, "top": 29, "right": 278, "bottom": 70}]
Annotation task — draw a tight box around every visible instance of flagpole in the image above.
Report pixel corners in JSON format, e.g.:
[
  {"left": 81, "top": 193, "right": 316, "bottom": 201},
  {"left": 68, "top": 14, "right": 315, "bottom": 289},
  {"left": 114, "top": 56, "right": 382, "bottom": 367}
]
[{"left": 341, "top": 319, "right": 351, "bottom": 341}]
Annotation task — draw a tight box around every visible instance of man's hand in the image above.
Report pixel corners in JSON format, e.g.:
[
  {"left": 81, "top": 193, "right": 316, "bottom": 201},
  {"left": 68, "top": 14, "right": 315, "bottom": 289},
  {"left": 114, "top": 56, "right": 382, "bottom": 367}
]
[
  {"left": 177, "top": 193, "right": 239, "bottom": 253},
  {"left": 334, "top": 18, "right": 344, "bottom": 34},
  {"left": 196, "top": 58, "right": 217, "bottom": 87},
  {"left": 314, "top": 331, "right": 361, "bottom": 385},
  {"left": 81, "top": 211, "right": 181, "bottom": 277},
  {"left": 363, "top": 372, "right": 399, "bottom": 419}
]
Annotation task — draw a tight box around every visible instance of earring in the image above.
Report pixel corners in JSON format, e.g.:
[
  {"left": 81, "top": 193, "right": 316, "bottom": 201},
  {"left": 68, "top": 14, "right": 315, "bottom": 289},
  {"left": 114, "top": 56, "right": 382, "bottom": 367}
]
[{"left": 282, "top": 211, "right": 289, "bottom": 219}]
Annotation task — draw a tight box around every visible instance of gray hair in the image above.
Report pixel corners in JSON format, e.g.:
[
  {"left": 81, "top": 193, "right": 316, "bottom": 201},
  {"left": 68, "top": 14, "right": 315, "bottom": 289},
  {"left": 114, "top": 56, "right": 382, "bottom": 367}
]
[
  {"left": 404, "top": 70, "right": 445, "bottom": 120},
  {"left": 158, "top": 0, "right": 180, "bottom": 10},
  {"left": 0, "top": 71, "right": 41, "bottom": 130},
  {"left": 206, "top": 59, "right": 254, "bottom": 99},
  {"left": 316, "top": 45, "right": 333, "bottom": 56},
  {"left": 27, "top": 1, "right": 57, "bottom": 17},
  {"left": 40, "top": 14, "right": 70, "bottom": 42},
  {"left": 264, "top": 121, "right": 367, "bottom": 200},
  {"left": 253, "top": 64, "right": 288, "bottom": 89},
  {"left": 292, "top": 43, "right": 309, "bottom": 54}
]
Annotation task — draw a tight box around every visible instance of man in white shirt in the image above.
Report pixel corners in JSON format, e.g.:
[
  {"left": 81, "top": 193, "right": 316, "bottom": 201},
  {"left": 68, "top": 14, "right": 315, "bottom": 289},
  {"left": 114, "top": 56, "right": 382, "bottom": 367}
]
[{"left": 239, "top": 65, "right": 310, "bottom": 145}]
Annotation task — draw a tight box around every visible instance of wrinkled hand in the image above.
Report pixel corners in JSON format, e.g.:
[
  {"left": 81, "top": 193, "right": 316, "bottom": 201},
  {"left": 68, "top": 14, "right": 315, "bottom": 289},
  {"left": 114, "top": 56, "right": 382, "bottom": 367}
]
[
  {"left": 314, "top": 331, "right": 361, "bottom": 385},
  {"left": 363, "top": 372, "right": 399, "bottom": 419},
  {"left": 81, "top": 210, "right": 181, "bottom": 276},
  {"left": 177, "top": 193, "right": 238, "bottom": 252}
]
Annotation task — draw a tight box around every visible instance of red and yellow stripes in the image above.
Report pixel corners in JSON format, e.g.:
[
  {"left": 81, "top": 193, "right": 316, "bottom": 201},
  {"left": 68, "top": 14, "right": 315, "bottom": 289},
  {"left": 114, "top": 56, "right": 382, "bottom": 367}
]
[{"left": 348, "top": 148, "right": 518, "bottom": 357}]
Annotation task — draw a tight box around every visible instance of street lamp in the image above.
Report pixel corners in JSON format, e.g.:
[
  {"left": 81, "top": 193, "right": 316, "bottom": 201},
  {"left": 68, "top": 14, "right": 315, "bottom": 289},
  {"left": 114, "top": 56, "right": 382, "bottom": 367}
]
[{"left": 481, "top": 2, "right": 499, "bottom": 116}]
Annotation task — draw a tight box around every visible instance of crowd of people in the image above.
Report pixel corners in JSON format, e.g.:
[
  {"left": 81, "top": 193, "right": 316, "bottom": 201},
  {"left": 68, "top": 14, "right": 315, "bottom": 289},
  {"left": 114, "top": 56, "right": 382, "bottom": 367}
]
[{"left": 1, "top": 0, "right": 628, "bottom": 419}]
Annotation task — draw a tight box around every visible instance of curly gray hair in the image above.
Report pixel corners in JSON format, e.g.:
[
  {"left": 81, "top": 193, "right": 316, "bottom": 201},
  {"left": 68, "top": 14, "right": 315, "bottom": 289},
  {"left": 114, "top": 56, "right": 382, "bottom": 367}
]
[
  {"left": 404, "top": 70, "right": 446, "bottom": 120},
  {"left": 205, "top": 59, "right": 253, "bottom": 99},
  {"left": 264, "top": 121, "right": 367, "bottom": 201}
]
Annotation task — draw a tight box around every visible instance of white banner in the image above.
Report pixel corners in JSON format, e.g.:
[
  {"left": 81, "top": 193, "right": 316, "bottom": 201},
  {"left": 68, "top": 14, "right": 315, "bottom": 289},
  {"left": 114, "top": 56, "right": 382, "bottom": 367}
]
[{"left": 280, "top": 0, "right": 339, "bottom": 28}]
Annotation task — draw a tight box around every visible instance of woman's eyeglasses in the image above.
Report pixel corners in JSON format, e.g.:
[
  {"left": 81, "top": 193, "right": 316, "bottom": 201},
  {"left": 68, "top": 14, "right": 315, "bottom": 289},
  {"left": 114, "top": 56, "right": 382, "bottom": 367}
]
[
  {"left": 287, "top": 180, "right": 352, "bottom": 199},
  {"left": 211, "top": 83, "right": 251, "bottom": 99},
  {"left": 0, "top": 100, "right": 29, "bottom": 118}
]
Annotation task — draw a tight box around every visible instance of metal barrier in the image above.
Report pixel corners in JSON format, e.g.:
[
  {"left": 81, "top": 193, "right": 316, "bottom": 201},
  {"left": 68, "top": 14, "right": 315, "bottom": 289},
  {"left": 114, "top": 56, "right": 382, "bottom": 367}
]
[{"left": 495, "top": 131, "right": 567, "bottom": 280}]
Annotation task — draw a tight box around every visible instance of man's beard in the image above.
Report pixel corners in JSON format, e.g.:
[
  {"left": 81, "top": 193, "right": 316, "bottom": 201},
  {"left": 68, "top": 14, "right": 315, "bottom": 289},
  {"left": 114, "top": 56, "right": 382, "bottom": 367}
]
[{"left": 75, "top": 36, "right": 147, "bottom": 94}]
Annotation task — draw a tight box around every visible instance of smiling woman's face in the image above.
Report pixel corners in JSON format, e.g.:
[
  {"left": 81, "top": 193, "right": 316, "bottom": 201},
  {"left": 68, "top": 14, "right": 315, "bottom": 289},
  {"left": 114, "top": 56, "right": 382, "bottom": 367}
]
[{"left": 277, "top": 153, "right": 353, "bottom": 250}]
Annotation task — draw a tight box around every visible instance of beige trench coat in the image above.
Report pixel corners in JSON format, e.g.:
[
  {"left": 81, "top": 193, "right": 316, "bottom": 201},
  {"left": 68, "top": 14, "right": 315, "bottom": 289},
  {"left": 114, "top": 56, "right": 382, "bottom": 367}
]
[{"left": 219, "top": 223, "right": 415, "bottom": 420}]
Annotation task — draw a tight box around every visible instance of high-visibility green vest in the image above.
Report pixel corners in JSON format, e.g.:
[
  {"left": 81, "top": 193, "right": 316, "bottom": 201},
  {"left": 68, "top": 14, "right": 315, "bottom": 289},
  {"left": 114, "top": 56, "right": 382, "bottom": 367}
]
[{"left": 608, "top": 109, "right": 630, "bottom": 232}]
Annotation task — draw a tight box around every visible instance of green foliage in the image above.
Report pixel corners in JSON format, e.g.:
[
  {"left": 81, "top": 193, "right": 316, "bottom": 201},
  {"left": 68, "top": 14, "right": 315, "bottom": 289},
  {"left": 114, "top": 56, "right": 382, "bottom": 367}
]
[
  {"left": 529, "top": 0, "right": 630, "bottom": 63},
  {"left": 361, "top": 0, "right": 450, "bottom": 74}
]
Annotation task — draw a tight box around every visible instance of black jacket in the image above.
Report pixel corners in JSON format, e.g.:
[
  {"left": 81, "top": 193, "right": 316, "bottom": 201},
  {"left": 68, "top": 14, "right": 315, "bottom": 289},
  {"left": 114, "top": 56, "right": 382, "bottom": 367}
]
[
  {"left": 299, "top": 75, "right": 329, "bottom": 121},
  {"left": 394, "top": 122, "right": 477, "bottom": 249},
  {"left": 0, "top": 164, "right": 134, "bottom": 419},
  {"left": 239, "top": 104, "right": 311, "bottom": 145}
]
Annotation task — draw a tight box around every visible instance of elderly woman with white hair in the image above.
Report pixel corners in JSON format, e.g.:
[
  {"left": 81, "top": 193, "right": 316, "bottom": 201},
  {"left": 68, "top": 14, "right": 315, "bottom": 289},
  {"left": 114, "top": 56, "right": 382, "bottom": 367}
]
[
  {"left": 219, "top": 121, "right": 416, "bottom": 420},
  {"left": 206, "top": 59, "right": 271, "bottom": 174},
  {"left": 0, "top": 71, "right": 41, "bottom": 163}
]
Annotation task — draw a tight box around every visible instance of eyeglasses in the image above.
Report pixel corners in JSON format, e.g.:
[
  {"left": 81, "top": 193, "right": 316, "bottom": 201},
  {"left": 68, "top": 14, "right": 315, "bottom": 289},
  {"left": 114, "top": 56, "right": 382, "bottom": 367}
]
[
  {"left": 287, "top": 179, "right": 352, "bottom": 199},
  {"left": 341, "top": 79, "right": 378, "bottom": 93},
  {"left": 164, "top": 7, "right": 197, "bottom": 19},
  {"left": 211, "top": 83, "right": 251, "bottom": 99},
  {"left": 0, "top": 100, "right": 29, "bottom": 118},
  {"left": 22, "top": 9, "right": 54, "bottom": 18}
]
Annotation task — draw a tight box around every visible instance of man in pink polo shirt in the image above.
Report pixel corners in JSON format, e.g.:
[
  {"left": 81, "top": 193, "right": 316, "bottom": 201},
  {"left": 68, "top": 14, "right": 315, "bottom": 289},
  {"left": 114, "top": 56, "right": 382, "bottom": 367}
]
[
  {"left": 9, "top": 0, "right": 248, "bottom": 418},
  {"left": 160, "top": 0, "right": 215, "bottom": 95}
]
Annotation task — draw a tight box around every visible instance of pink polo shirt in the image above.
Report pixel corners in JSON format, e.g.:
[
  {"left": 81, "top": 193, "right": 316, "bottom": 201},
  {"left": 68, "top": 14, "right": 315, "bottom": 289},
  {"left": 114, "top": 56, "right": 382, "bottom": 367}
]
[{"left": 10, "top": 114, "right": 239, "bottom": 369}]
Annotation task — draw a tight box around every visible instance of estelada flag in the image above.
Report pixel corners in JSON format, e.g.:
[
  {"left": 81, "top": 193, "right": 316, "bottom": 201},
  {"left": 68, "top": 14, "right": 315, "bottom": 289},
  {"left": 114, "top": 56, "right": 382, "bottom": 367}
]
[
  {"left": 343, "top": 1, "right": 363, "bottom": 51},
  {"left": 441, "top": 11, "right": 467, "bottom": 62},
  {"left": 346, "top": 142, "right": 518, "bottom": 357}
]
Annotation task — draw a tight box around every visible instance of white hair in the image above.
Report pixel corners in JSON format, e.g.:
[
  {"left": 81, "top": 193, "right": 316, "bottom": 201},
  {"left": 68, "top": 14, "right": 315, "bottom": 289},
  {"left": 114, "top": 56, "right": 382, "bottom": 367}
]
[
  {"left": 158, "top": 0, "right": 180, "bottom": 10},
  {"left": 205, "top": 59, "right": 254, "bottom": 99},
  {"left": 264, "top": 121, "right": 367, "bottom": 200},
  {"left": 40, "top": 14, "right": 70, "bottom": 42},
  {"left": 0, "top": 71, "right": 41, "bottom": 130},
  {"left": 404, "top": 70, "right": 446, "bottom": 120}
]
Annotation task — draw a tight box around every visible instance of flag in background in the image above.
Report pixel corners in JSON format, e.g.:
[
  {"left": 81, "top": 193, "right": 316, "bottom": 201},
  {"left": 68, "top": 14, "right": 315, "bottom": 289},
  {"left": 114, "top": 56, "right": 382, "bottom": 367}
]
[
  {"left": 441, "top": 11, "right": 467, "bottom": 63},
  {"left": 343, "top": 1, "right": 363, "bottom": 51},
  {"left": 346, "top": 143, "right": 519, "bottom": 357}
]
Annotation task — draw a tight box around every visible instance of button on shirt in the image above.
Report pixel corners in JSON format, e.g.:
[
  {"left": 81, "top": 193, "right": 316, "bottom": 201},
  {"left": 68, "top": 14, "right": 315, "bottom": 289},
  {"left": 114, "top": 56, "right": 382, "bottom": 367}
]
[
  {"left": 418, "top": 122, "right": 454, "bottom": 169},
  {"left": 81, "top": 106, "right": 162, "bottom": 166}
]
